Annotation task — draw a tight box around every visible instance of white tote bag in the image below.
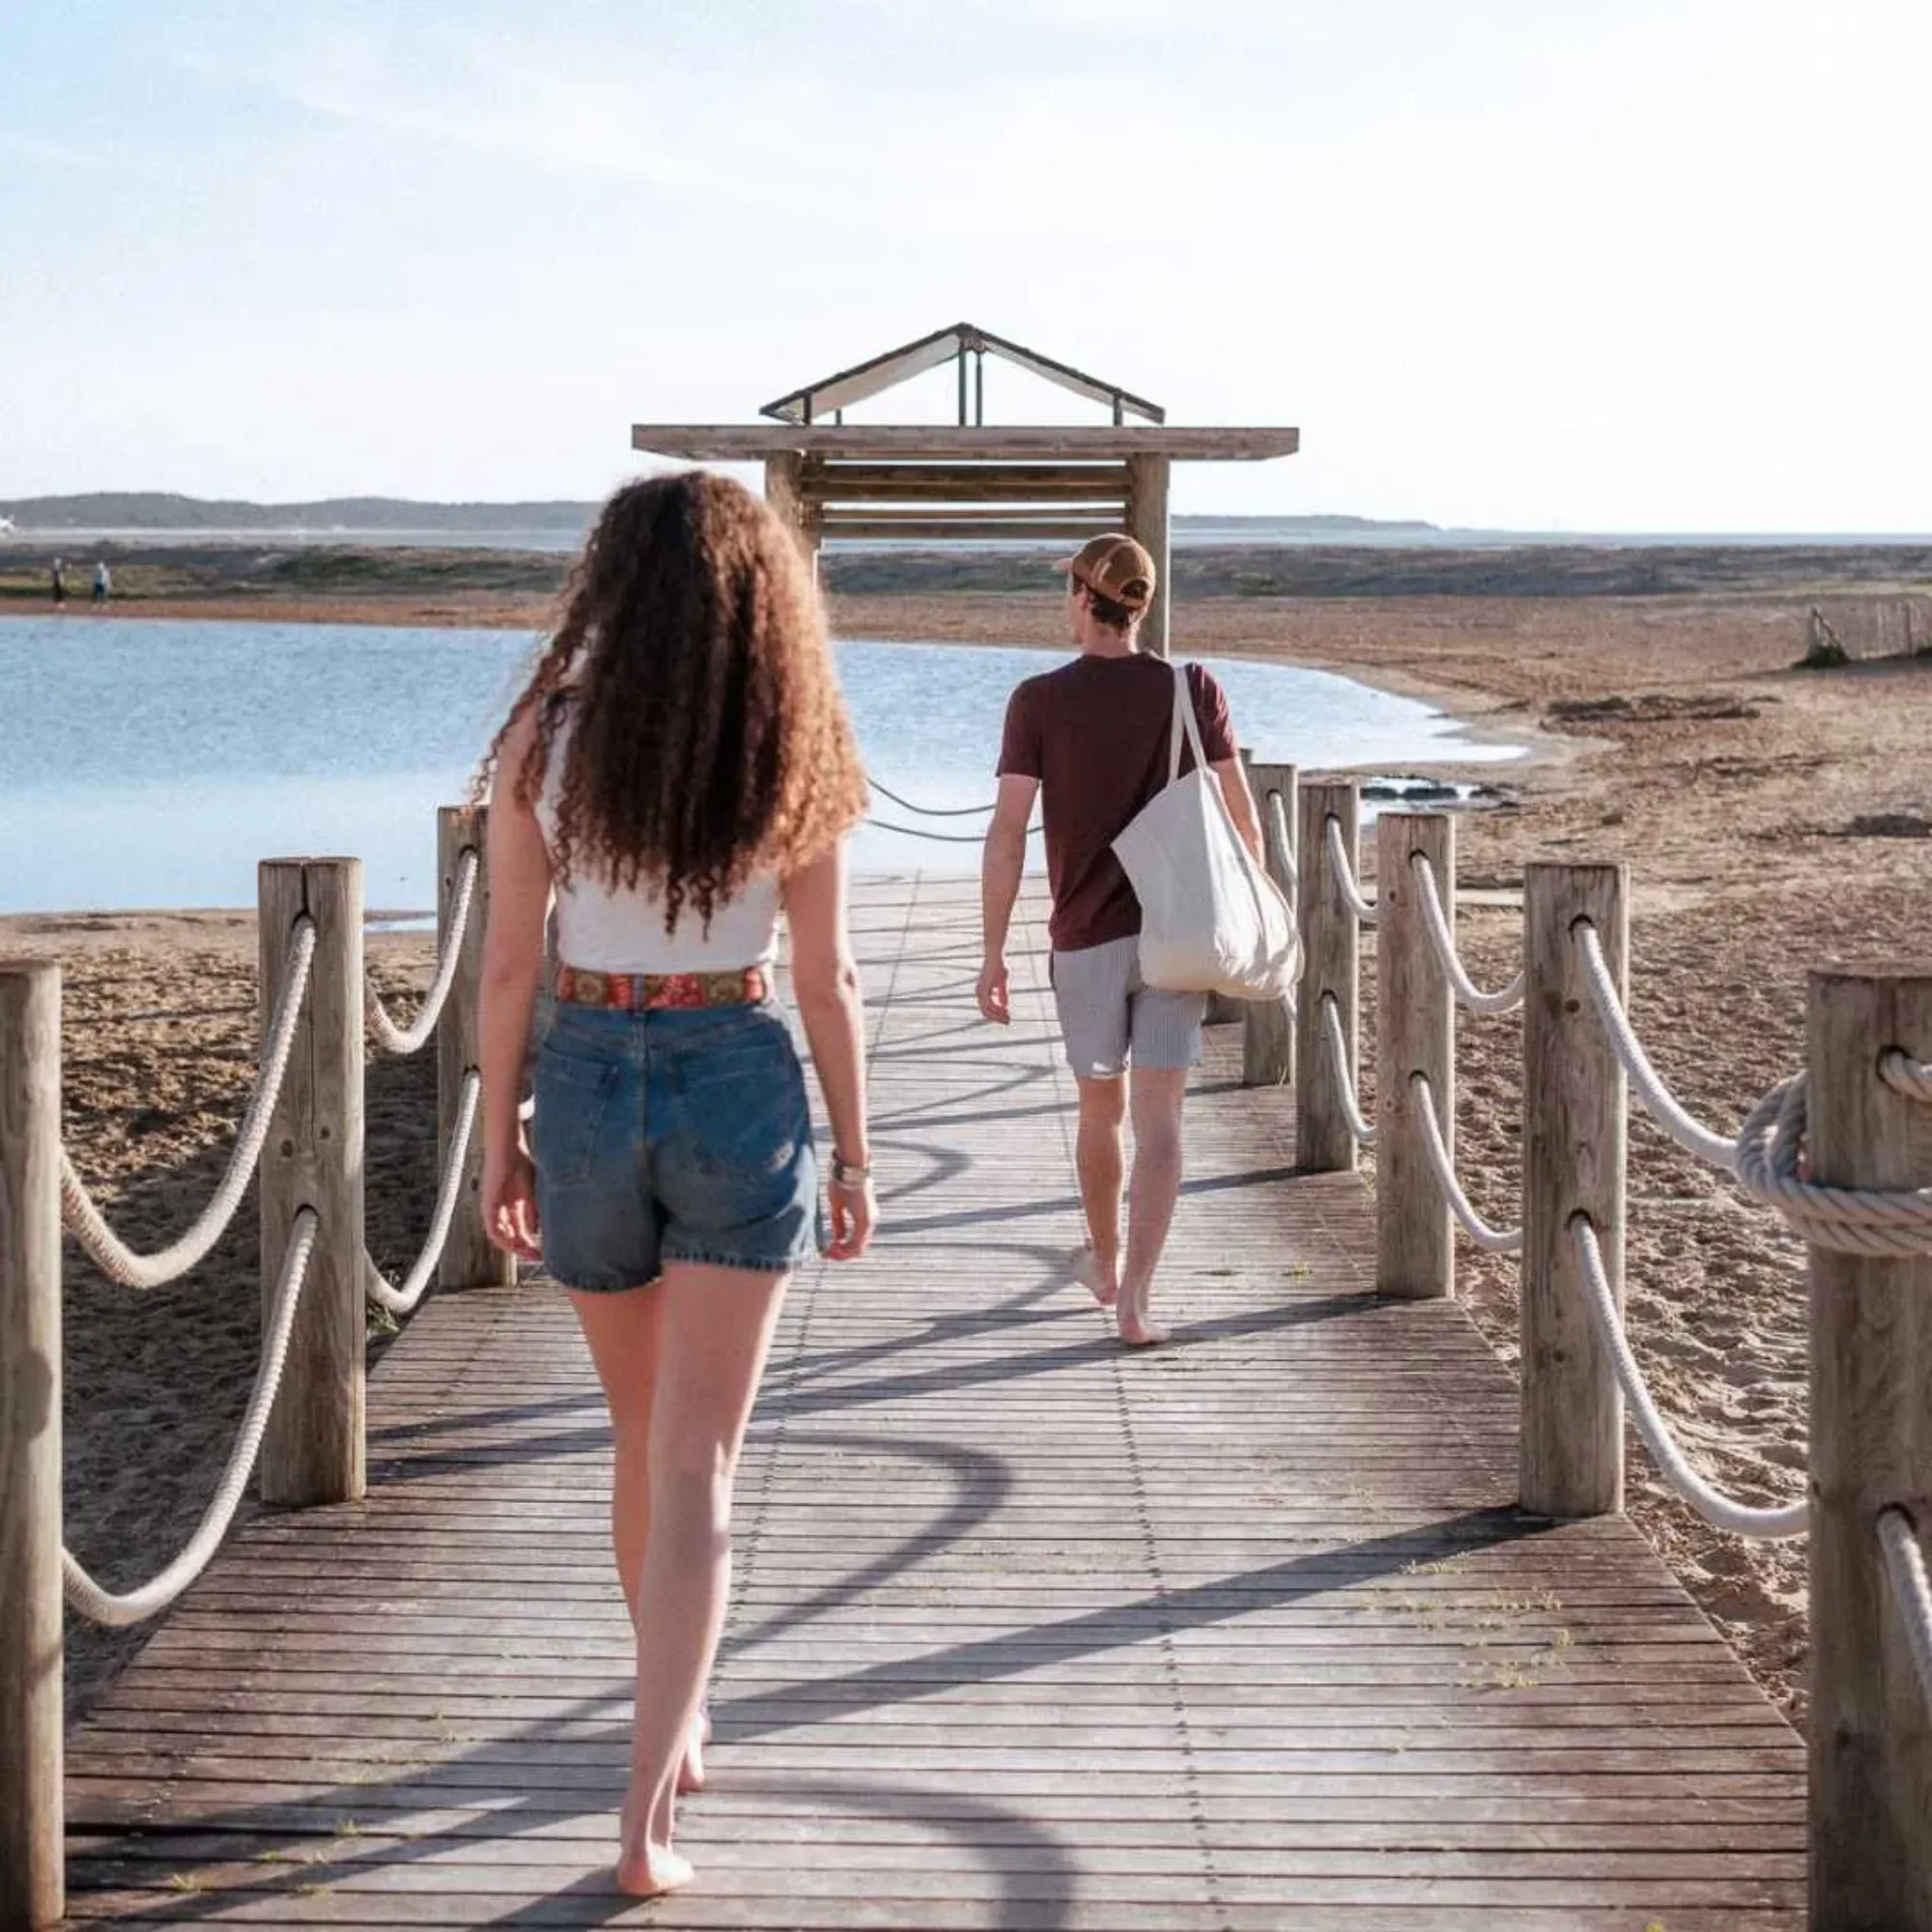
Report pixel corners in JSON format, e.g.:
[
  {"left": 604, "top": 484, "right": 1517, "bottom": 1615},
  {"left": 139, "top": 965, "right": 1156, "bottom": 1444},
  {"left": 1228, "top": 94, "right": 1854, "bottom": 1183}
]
[{"left": 1111, "top": 663, "right": 1298, "bottom": 1000}]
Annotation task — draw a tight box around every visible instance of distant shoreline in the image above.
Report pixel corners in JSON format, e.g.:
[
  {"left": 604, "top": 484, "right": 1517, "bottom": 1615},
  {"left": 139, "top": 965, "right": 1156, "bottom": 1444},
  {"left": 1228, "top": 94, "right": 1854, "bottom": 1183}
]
[{"left": 2, "top": 535, "right": 1929, "bottom": 623}]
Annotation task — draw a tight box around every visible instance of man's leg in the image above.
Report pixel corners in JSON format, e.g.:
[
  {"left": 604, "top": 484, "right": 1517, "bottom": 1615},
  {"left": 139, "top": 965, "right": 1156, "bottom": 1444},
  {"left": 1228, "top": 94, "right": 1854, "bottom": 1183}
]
[
  {"left": 1117, "top": 1066, "right": 1187, "bottom": 1346},
  {"left": 1073, "top": 1074, "right": 1126, "bottom": 1304}
]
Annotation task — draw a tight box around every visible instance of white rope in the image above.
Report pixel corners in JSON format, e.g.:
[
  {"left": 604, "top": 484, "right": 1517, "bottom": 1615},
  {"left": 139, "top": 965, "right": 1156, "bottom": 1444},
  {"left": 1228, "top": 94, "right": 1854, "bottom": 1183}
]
[
  {"left": 1575, "top": 921, "right": 1740, "bottom": 1175},
  {"left": 63, "top": 1209, "right": 319, "bottom": 1626},
  {"left": 1319, "top": 993, "right": 1376, "bottom": 1146},
  {"left": 61, "top": 920, "right": 317, "bottom": 1290},
  {"left": 1409, "top": 854, "right": 1524, "bottom": 1015},
  {"left": 1736, "top": 1074, "right": 1932, "bottom": 1258},
  {"left": 1265, "top": 791, "right": 1297, "bottom": 915},
  {"left": 1879, "top": 1509, "right": 1932, "bottom": 1717},
  {"left": 1881, "top": 1050, "right": 1932, "bottom": 1104},
  {"left": 364, "top": 1068, "right": 482, "bottom": 1317},
  {"left": 1410, "top": 1073, "right": 1521, "bottom": 1253},
  {"left": 1571, "top": 1216, "right": 1808, "bottom": 1540},
  {"left": 1324, "top": 815, "right": 1378, "bottom": 925},
  {"left": 365, "top": 847, "right": 478, "bottom": 1056}
]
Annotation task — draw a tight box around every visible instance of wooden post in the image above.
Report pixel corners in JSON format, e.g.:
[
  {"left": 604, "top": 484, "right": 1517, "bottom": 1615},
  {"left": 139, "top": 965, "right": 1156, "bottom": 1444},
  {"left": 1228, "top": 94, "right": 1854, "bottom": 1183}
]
[
  {"left": 1242, "top": 757, "right": 1297, "bottom": 1087},
  {"left": 1124, "top": 452, "right": 1171, "bottom": 659},
  {"left": 1294, "top": 780, "right": 1360, "bottom": 1174},
  {"left": 258, "top": 859, "right": 366, "bottom": 1507},
  {"left": 1520, "top": 862, "right": 1627, "bottom": 1519},
  {"left": 437, "top": 809, "right": 513, "bottom": 1291},
  {"left": 764, "top": 452, "right": 820, "bottom": 580},
  {"left": 1807, "top": 965, "right": 1932, "bottom": 1929},
  {"left": 0, "top": 961, "right": 62, "bottom": 1929},
  {"left": 1376, "top": 812, "right": 1455, "bottom": 1300}
]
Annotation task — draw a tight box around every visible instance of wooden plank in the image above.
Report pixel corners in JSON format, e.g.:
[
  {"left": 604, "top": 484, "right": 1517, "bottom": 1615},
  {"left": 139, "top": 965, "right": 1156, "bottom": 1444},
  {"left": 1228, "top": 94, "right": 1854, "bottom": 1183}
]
[
  {"left": 634, "top": 425, "right": 1302, "bottom": 461},
  {"left": 817, "top": 518, "right": 1122, "bottom": 543}
]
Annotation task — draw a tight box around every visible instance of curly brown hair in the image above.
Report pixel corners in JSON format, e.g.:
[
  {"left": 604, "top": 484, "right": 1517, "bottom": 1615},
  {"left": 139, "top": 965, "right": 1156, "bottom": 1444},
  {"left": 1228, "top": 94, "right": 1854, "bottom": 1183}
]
[{"left": 482, "top": 470, "right": 867, "bottom": 931}]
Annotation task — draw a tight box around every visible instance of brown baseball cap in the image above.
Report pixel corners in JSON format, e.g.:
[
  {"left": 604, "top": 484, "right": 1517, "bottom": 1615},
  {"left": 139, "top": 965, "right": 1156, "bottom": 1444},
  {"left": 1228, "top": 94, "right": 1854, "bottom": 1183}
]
[{"left": 1060, "top": 532, "right": 1157, "bottom": 613}]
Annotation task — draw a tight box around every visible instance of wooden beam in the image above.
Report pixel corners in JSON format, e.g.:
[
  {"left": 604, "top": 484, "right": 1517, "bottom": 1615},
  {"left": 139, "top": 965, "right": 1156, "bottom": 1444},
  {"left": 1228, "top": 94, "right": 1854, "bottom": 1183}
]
[
  {"left": 1125, "top": 452, "right": 1171, "bottom": 658},
  {"left": 636, "top": 425, "right": 1300, "bottom": 461},
  {"left": 818, "top": 503, "right": 1123, "bottom": 526},
  {"left": 758, "top": 321, "right": 1166, "bottom": 427},
  {"left": 801, "top": 463, "right": 1134, "bottom": 503},
  {"left": 816, "top": 517, "right": 1122, "bottom": 543}
]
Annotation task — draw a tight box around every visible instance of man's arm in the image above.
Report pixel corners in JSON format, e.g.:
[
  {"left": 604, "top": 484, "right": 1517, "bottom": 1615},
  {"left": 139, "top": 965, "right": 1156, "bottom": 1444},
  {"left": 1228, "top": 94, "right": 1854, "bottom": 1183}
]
[
  {"left": 977, "top": 773, "right": 1038, "bottom": 1025},
  {"left": 1213, "top": 757, "right": 1265, "bottom": 867}
]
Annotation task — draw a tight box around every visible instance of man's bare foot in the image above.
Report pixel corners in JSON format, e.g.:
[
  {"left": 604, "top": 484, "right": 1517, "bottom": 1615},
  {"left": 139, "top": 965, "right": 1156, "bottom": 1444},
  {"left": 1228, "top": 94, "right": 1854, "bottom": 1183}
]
[
  {"left": 614, "top": 1842, "right": 694, "bottom": 1897},
  {"left": 1070, "top": 1242, "right": 1118, "bottom": 1308},
  {"left": 1115, "top": 1292, "right": 1169, "bottom": 1348}
]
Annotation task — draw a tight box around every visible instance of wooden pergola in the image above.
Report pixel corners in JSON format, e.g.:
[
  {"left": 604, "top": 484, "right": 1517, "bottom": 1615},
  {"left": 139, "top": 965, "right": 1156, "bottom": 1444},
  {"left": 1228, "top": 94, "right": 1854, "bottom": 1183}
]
[{"left": 632, "top": 322, "right": 1298, "bottom": 656}]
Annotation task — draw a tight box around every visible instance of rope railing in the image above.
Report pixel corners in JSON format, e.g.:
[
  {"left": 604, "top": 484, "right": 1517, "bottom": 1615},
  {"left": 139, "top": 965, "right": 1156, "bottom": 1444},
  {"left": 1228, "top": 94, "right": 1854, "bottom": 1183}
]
[
  {"left": 62, "top": 1209, "right": 320, "bottom": 1627},
  {"left": 1882, "top": 1050, "right": 1932, "bottom": 1104},
  {"left": 1570, "top": 1215, "right": 1809, "bottom": 1540},
  {"left": 1410, "top": 1073, "right": 1521, "bottom": 1253},
  {"left": 1574, "top": 920, "right": 1740, "bottom": 1175},
  {"left": 1266, "top": 791, "right": 1296, "bottom": 914},
  {"left": 1410, "top": 853, "right": 1522, "bottom": 1015},
  {"left": 365, "top": 1068, "right": 482, "bottom": 1317},
  {"left": 1878, "top": 1508, "right": 1932, "bottom": 1717},
  {"left": 867, "top": 815, "right": 1042, "bottom": 843},
  {"left": 866, "top": 775, "right": 995, "bottom": 819},
  {"left": 1736, "top": 1073, "right": 1932, "bottom": 1259},
  {"left": 1325, "top": 814, "right": 1378, "bottom": 924},
  {"left": 365, "top": 845, "right": 478, "bottom": 1056},
  {"left": 59, "top": 918, "right": 317, "bottom": 1291},
  {"left": 1319, "top": 993, "right": 1376, "bottom": 1146}
]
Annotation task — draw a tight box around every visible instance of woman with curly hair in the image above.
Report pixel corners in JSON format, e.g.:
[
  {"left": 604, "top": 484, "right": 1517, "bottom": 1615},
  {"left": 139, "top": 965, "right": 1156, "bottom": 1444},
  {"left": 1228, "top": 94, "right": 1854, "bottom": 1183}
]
[{"left": 477, "top": 470, "right": 875, "bottom": 1896}]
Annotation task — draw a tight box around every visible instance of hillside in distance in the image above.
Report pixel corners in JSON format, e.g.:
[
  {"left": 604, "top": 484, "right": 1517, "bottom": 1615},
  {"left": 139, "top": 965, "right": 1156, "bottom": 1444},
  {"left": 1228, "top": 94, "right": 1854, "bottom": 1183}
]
[
  {"left": 0, "top": 493, "right": 599, "bottom": 532},
  {"left": 0, "top": 492, "right": 1440, "bottom": 538}
]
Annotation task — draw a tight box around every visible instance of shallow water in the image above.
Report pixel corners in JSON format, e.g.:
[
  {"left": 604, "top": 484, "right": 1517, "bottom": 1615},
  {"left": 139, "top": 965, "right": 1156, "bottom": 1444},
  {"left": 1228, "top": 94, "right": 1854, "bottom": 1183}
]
[{"left": 0, "top": 617, "right": 1520, "bottom": 914}]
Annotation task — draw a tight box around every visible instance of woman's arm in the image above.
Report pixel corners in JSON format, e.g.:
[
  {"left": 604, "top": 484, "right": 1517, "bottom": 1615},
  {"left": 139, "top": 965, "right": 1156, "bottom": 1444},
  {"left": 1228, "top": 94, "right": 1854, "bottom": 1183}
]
[
  {"left": 478, "top": 711, "right": 552, "bottom": 1261},
  {"left": 782, "top": 840, "right": 874, "bottom": 1261}
]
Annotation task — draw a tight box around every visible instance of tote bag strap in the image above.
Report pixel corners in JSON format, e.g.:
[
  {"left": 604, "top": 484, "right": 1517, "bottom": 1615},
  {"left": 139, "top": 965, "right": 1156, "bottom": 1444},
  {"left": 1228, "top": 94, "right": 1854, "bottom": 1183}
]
[{"left": 1168, "top": 660, "right": 1212, "bottom": 781}]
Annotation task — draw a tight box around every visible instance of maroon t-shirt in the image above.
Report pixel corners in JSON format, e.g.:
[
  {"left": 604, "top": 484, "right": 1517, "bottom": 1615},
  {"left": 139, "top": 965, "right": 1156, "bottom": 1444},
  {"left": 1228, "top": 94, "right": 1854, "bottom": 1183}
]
[{"left": 997, "top": 654, "right": 1237, "bottom": 952}]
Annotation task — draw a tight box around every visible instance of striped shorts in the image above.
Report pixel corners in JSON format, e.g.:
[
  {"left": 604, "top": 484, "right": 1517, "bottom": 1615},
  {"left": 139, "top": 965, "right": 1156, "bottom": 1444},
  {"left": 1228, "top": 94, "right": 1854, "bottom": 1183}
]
[{"left": 1049, "top": 934, "right": 1207, "bottom": 1081}]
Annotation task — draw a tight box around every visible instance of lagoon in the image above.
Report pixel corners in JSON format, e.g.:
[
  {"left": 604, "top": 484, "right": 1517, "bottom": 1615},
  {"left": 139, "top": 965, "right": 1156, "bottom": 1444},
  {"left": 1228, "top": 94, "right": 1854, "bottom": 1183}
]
[{"left": 0, "top": 617, "right": 1520, "bottom": 915}]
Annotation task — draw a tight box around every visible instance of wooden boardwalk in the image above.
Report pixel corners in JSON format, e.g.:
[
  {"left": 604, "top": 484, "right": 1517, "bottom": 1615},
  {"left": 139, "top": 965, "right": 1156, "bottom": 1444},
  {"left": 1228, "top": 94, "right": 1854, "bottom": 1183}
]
[{"left": 64, "top": 875, "right": 1804, "bottom": 1928}]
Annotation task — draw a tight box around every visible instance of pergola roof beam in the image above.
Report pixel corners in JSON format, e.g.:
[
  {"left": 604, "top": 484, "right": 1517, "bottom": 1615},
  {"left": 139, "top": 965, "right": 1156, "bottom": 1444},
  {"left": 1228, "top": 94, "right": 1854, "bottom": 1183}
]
[{"left": 758, "top": 323, "right": 1165, "bottom": 427}]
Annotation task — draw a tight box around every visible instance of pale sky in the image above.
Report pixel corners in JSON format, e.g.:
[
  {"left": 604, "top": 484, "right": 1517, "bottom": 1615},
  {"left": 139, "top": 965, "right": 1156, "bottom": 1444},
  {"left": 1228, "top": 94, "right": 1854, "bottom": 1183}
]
[{"left": 5, "top": 1, "right": 1929, "bottom": 530}]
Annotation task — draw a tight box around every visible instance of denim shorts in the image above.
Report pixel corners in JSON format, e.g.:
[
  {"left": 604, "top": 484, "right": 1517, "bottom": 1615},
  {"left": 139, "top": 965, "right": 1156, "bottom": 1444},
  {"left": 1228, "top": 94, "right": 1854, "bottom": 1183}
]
[{"left": 530, "top": 997, "right": 819, "bottom": 1292}]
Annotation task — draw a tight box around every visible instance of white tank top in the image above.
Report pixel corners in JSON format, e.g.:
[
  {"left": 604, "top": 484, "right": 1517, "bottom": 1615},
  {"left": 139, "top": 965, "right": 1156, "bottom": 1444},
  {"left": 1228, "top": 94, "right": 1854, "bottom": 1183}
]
[{"left": 535, "top": 704, "right": 781, "bottom": 974}]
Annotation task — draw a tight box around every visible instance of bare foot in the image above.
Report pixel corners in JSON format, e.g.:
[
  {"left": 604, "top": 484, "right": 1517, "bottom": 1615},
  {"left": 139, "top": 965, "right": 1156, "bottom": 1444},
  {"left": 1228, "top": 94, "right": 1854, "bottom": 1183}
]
[
  {"left": 679, "top": 1709, "right": 707, "bottom": 1794},
  {"left": 1115, "top": 1293, "right": 1169, "bottom": 1348},
  {"left": 614, "top": 1842, "right": 694, "bottom": 1898},
  {"left": 1070, "top": 1242, "right": 1119, "bottom": 1308}
]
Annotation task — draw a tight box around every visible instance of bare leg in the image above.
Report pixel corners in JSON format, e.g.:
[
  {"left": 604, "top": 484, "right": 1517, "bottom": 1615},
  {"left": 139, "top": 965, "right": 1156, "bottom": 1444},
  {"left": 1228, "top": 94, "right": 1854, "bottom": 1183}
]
[
  {"left": 569, "top": 1288, "right": 708, "bottom": 1792},
  {"left": 1118, "top": 1066, "right": 1188, "bottom": 1347},
  {"left": 1072, "top": 1074, "right": 1126, "bottom": 1305},
  {"left": 617, "top": 1262, "right": 788, "bottom": 1896}
]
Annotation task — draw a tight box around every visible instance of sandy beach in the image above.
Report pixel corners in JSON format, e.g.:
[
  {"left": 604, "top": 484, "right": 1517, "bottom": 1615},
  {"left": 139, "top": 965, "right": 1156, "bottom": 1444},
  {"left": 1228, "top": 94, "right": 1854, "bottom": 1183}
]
[{"left": 13, "top": 577, "right": 1930, "bottom": 1726}]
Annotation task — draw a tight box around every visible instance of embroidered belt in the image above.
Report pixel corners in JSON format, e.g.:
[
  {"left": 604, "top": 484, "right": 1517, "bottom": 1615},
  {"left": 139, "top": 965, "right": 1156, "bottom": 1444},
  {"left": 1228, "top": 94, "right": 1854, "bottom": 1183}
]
[{"left": 553, "top": 965, "right": 772, "bottom": 1010}]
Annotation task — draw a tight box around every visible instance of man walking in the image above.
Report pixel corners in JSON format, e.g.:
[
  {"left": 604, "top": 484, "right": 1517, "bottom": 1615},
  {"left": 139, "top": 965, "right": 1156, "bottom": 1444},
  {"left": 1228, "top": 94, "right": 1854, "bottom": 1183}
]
[{"left": 978, "top": 535, "right": 1264, "bottom": 1347}]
